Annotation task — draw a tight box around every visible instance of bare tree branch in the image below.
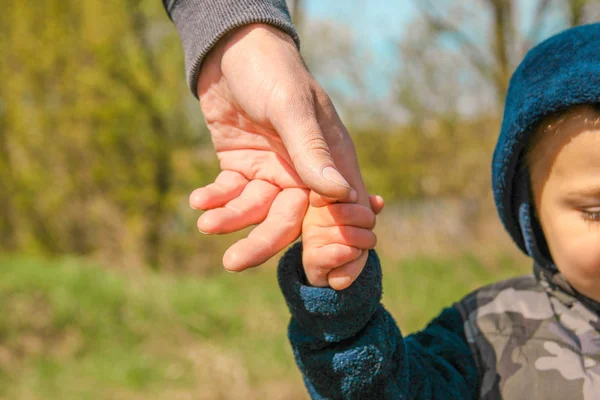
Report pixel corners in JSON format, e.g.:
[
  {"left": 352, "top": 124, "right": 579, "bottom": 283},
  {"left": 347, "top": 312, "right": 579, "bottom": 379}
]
[
  {"left": 410, "top": 0, "right": 503, "bottom": 98},
  {"left": 568, "top": 0, "right": 587, "bottom": 26},
  {"left": 411, "top": 0, "right": 495, "bottom": 74},
  {"left": 485, "top": 0, "right": 512, "bottom": 99},
  {"left": 528, "top": 0, "right": 553, "bottom": 43}
]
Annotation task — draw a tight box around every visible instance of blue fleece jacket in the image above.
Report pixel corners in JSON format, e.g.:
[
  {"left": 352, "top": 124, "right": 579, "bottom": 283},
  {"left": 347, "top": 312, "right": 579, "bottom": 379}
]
[
  {"left": 278, "top": 243, "right": 478, "bottom": 399},
  {"left": 278, "top": 23, "right": 600, "bottom": 400}
]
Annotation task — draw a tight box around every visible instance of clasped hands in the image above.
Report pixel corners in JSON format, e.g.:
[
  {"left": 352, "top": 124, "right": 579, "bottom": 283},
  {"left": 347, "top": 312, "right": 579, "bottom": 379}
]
[{"left": 189, "top": 24, "right": 382, "bottom": 289}]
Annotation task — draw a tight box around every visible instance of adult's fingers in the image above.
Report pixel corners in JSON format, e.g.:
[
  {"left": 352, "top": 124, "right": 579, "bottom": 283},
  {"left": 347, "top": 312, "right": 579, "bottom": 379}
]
[
  {"left": 303, "top": 244, "right": 362, "bottom": 287},
  {"left": 328, "top": 250, "right": 369, "bottom": 291},
  {"left": 267, "top": 85, "right": 353, "bottom": 201},
  {"left": 197, "top": 180, "right": 280, "bottom": 234},
  {"left": 222, "top": 188, "right": 309, "bottom": 271},
  {"left": 218, "top": 149, "right": 305, "bottom": 188},
  {"left": 314, "top": 90, "right": 371, "bottom": 209},
  {"left": 189, "top": 170, "right": 248, "bottom": 211}
]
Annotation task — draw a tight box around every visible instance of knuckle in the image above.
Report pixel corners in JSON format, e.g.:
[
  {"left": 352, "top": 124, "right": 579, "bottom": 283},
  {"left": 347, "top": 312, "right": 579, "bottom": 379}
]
[
  {"left": 366, "top": 211, "right": 377, "bottom": 229},
  {"left": 367, "top": 232, "right": 377, "bottom": 249},
  {"left": 271, "top": 82, "right": 307, "bottom": 104},
  {"left": 305, "top": 253, "right": 332, "bottom": 279},
  {"left": 315, "top": 264, "right": 330, "bottom": 278},
  {"left": 313, "top": 87, "right": 332, "bottom": 106},
  {"left": 289, "top": 131, "right": 329, "bottom": 165},
  {"left": 305, "top": 267, "right": 328, "bottom": 287},
  {"left": 329, "top": 245, "right": 356, "bottom": 265},
  {"left": 301, "top": 133, "right": 329, "bottom": 154},
  {"left": 277, "top": 83, "right": 315, "bottom": 117}
]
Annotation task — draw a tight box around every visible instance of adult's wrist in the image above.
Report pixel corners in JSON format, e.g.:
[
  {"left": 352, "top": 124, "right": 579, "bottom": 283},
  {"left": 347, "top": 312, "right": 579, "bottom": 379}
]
[
  {"left": 167, "top": 0, "right": 300, "bottom": 98},
  {"left": 199, "top": 23, "right": 300, "bottom": 91},
  {"left": 217, "top": 23, "right": 298, "bottom": 53}
]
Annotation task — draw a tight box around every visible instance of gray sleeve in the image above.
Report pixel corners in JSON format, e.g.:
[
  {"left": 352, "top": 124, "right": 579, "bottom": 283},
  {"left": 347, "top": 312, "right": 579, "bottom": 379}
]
[{"left": 162, "top": 0, "right": 300, "bottom": 98}]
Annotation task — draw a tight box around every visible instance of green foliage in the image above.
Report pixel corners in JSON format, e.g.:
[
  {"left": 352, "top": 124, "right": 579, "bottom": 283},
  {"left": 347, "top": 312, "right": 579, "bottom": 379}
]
[
  {"left": 351, "top": 115, "right": 500, "bottom": 202},
  {"left": 0, "top": 0, "right": 540, "bottom": 271},
  {"left": 0, "top": 253, "right": 298, "bottom": 399},
  {"left": 0, "top": 0, "right": 220, "bottom": 271},
  {"left": 0, "top": 252, "right": 528, "bottom": 398}
]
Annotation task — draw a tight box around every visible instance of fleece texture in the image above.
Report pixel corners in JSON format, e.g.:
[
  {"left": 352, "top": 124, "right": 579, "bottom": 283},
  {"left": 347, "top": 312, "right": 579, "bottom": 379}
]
[
  {"left": 492, "top": 22, "right": 600, "bottom": 267},
  {"left": 278, "top": 243, "right": 478, "bottom": 399}
]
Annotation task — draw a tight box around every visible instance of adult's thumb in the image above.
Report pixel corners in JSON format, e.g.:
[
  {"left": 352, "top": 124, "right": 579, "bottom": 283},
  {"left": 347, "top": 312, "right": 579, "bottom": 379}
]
[
  {"left": 309, "top": 187, "right": 358, "bottom": 208},
  {"left": 297, "top": 148, "right": 353, "bottom": 200},
  {"left": 273, "top": 108, "right": 353, "bottom": 200}
]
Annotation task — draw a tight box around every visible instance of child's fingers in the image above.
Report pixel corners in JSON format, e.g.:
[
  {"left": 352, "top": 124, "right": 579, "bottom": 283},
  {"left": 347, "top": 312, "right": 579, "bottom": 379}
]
[
  {"left": 304, "top": 244, "right": 362, "bottom": 273},
  {"left": 310, "top": 203, "right": 376, "bottom": 229},
  {"left": 303, "top": 244, "right": 362, "bottom": 287},
  {"left": 328, "top": 249, "right": 369, "bottom": 290},
  {"left": 309, "top": 189, "right": 357, "bottom": 208},
  {"left": 369, "top": 195, "right": 384, "bottom": 215},
  {"left": 305, "top": 270, "right": 329, "bottom": 287},
  {"left": 309, "top": 225, "right": 377, "bottom": 249}
]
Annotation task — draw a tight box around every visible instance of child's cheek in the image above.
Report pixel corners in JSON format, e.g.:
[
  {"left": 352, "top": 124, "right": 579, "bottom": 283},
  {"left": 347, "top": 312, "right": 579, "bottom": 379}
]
[{"left": 557, "top": 231, "right": 600, "bottom": 282}]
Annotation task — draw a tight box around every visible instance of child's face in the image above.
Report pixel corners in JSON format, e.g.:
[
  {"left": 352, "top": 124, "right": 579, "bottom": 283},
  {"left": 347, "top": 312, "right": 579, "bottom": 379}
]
[{"left": 530, "top": 112, "right": 600, "bottom": 302}]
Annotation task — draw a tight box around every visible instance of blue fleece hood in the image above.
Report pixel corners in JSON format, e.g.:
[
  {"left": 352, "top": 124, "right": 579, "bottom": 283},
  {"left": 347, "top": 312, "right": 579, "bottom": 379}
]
[{"left": 492, "top": 23, "right": 600, "bottom": 268}]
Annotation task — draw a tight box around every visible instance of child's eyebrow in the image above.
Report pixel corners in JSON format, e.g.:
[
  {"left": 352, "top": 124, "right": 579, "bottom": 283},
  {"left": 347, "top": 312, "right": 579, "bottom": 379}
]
[{"left": 564, "top": 185, "right": 600, "bottom": 203}]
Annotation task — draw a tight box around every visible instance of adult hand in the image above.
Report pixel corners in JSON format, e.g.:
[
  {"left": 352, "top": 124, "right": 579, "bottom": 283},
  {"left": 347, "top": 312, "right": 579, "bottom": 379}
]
[{"left": 189, "top": 24, "right": 370, "bottom": 272}]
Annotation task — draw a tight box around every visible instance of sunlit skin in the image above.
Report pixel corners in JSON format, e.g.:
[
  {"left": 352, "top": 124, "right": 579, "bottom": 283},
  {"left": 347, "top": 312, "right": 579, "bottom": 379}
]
[
  {"left": 529, "top": 108, "right": 600, "bottom": 302},
  {"left": 188, "top": 24, "right": 371, "bottom": 276},
  {"left": 302, "top": 193, "right": 384, "bottom": 290}
]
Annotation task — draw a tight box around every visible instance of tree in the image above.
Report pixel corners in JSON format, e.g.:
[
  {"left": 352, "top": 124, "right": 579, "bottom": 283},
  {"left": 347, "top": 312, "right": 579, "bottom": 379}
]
[
  {"left": 408, "top": 0, "right": 599, "bottom": 107},
  {"left": 0, "top": 0, "right": 217, "bottom": 271}
]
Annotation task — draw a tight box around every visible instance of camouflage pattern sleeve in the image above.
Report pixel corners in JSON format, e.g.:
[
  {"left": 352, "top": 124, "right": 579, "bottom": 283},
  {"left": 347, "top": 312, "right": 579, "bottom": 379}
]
[
  {"left": 456, "top": 273, "right": 600, "bottom": 399},
  {"left": 278, "top": 243, "right": 479, "bottom": 399}
]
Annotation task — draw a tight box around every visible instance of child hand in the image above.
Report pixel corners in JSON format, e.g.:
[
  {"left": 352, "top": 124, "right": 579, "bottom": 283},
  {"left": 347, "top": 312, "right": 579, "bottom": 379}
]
[{"left": 302, "top": 191, "right": 384, "bottom": 290}]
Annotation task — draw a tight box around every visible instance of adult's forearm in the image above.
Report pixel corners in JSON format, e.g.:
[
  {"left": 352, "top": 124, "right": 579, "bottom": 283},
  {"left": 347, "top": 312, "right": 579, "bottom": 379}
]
[{"left": 162, "top": 0, "right": 300, "bottom": 97}]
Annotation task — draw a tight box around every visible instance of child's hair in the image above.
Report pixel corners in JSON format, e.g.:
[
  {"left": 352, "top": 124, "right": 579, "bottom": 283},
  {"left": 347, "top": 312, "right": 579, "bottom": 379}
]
[{"left": 526, "top": 104, "right": 600, "bottom": 172}]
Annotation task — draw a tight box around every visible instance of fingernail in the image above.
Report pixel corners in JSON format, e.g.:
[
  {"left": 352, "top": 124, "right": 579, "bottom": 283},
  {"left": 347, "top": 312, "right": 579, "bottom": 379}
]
[
  {"left": 322, "top": 166, "right": 350, "bottom": 188},
  {"left": 189, "top": 193, "right": 200, "bottom": 209},
  {"left": 198, "top": 229, "right": 210, "bottom": 234},
  {"left": 347, "top": 189, "right": 358, "bottom": 203},
  {"left": 225, "top": 268, "right": 239, "bottom": 274}
]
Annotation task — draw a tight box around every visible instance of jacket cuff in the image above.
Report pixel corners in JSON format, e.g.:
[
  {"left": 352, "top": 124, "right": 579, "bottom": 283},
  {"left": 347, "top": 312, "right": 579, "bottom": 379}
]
[
  {"left": 167, "top": 0, "right": 300, "bottom": 98},
  {"left": 277, "top": 242, "right": 383, "bottom": 342}
]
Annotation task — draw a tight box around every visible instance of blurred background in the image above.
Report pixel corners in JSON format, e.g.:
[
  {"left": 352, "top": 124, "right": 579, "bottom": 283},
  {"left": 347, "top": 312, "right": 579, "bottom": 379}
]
[{"left": 0, "top": 0, "right": 598, "bottom": 398}]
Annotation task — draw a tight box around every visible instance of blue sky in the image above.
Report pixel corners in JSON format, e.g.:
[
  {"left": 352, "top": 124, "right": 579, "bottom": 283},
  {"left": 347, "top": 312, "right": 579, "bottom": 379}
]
[
  {"left": 295, "top": 0, "right": 567, "bottom": 112},
  {"left": 302, "top": 0, "right": 417, "bottom": 57},
  {"left": 296, "top": 0, "right": 420, "bottom": 107}
]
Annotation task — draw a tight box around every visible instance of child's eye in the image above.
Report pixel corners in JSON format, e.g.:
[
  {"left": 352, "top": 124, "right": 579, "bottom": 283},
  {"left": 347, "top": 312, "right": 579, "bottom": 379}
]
[{"left": 582, "top": 210, "right": 600, "bottom": 222}]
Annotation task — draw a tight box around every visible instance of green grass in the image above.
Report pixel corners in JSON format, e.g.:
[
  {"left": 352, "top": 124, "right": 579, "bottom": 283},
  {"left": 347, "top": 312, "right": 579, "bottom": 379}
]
[
  {"left": 0, "top": 251, "right": 529, "bottom": 399},
  {"left": 381, "top": 253, "right": 528, "bottom": 332}
]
